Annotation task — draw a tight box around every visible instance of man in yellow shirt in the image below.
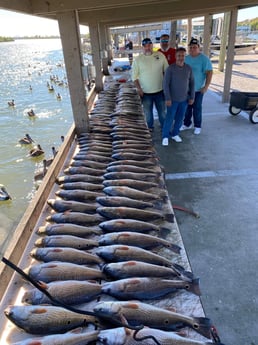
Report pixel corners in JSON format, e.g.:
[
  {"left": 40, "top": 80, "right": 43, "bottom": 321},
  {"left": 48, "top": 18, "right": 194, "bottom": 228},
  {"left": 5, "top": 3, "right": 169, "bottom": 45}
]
[{"left": 132, "top": 38, "right": 168, "bottom": 131}]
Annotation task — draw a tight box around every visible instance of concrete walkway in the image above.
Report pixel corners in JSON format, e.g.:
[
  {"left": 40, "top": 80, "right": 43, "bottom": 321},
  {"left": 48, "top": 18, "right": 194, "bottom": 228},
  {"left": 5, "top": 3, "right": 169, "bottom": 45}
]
[{"left": 153, "top": 90, "right": 258, "bottom": 345}]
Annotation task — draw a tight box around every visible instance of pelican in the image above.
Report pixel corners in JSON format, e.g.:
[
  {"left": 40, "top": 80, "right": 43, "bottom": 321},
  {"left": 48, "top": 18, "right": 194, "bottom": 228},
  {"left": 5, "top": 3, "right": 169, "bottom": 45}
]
[
  {"left": 28, "top": 144, "right": 45, "bottom": 158},
  {"left": 34, "top": 160, "right": 48, "bottom": 182},
  {"left": 48, "top": 85, "right": 55, "bottom": 92},
  {"left": 19, "top": 133, "right": 34, "bottom": 145},
  {"left": 8, "top": 100, "right": 15, "bottom": 107},
  {"left": 0, "top": 184, "right": 11, "bottom": 201},
  {"left": 27, "top": 109, "right": 36, "bottom": 117},
  {"left": 45, "top": 147, "right": 58, "bottom": 167},
  {"left": 56, "top": 93, "right": 62, "bottom": 100}
]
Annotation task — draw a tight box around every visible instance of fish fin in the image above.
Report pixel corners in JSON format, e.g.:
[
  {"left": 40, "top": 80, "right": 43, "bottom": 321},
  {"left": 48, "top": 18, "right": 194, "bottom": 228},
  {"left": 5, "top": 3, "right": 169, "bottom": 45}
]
[
  {"left": 168, "top": 243, "right": 181, "bottom": 254},
  {"left": 164, "top": 213, "right": 174, "bottom": 223},
  {"left": 37, "top": 281, "right": 48, "bottom": 290},
  {"left": 175, "top": 330, "right": 187, "bottom": 337},
  {"left": 192, "top": 317, "right": 212, "bottom": 339}
]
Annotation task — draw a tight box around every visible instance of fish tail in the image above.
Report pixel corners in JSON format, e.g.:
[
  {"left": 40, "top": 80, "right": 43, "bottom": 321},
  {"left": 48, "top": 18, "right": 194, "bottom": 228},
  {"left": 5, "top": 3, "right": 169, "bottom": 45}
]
[
  {"left": 172, "top": 263, "right": 195, "bottom": 280},
  {"left": 192, "top": 317, "right": 212, "bottom": 339},
  {"left": 168, "top": 243, "right": 181, "bottom": 254},
  {"left": 153, "top": 200, "right": 163, "bottom": 210},
  {"left": 188, "top": 278, "right": 202, "bottom": 296},
  {"left": 164, "top": 213, "right": 174, "bottom": 223}
]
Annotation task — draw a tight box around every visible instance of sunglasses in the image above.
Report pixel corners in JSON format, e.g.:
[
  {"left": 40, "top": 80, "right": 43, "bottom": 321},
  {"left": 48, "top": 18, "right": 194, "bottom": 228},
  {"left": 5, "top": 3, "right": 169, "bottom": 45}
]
[{"left": 161, "top": 39, "right": 169, "bottom": 43}]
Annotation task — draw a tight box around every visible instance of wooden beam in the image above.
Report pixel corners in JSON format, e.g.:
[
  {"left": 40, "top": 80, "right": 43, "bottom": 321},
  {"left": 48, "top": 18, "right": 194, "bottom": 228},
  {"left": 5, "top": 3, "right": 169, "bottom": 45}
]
[{"left": 57, "top": 10, "right": 89, "bottom": 135}]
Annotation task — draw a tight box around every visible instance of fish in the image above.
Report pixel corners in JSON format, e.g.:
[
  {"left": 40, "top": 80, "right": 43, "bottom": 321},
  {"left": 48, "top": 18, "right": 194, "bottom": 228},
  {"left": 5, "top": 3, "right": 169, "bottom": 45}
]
[
  {"left": 107, "top": 158, "right": 158, "bottom": 168},
  {"left": 102, "top": 277, "right": 201, "bottom": 300},
  {"left": 12, "top": 328, "right": 99, "bottom": 345},
  {"left": 106, "top": 164, "right": 161, "bottom": 174},
  {"left": 98, "top": 232, "right": 181, "bottom": 253},
  {"left": 37, "top": 223, "right": 102, "bottom": 237},
  {"left": 64, "top": 166, "right": 105, "bottom": 176},
  {"left": 4, "top": 305, "right": 98, "bottom": 334},
  {"left": 93, "top": 301, "right": 212, "bottom": 339},
  {"left": 56, "top": 174, "right": 104, "bottom": 184},
  {"left": 22, "top": 280, "right": 102, "bottom": 305},
  {"left": 30, "top": 247, "right": 103, "bottom": 265},
  {"left": 97, "top": 327, "right": 216, "bottom": 345},
  {"left": 102, "top": 179, "right": 164, "bottom": 191},
  {"left": 59, "top": 181, "right": 104, "bottom": 191},
  {"left": 24, "top": 261, "right": 104, "bottom": 283},
  {"left": 112, "top": 152, "right": 157, "bottom": 161},
  {"left": 96, "top": 196, "right": 158, "bottom": 209},
  {"left": 47, "top": 199, "right": 98, "bottom": 213},
  {"left": 95, "top": 245, "right": 175, "bottom": 266},
  {"left": 70, "top": 159, "right": 108, "bottom": 169},
  {"left": 103, "top": 171, "right": 160, "bottom": 182},
  {"left": 35, "top": 235, "right": 99, "bottom": 250},
  {"left": 72, "top": 153, "right": 113, "bottom": 163},
  {"left": 98, "top": 219, "right": 169, "bottom": 233},
  {"left": 55, "top": 189, "right": 103, "bottom": 202},
  {"left": 103, "top": 261, "right": 193, "bottom": 281},
  {"left": 96, "top": 206, "right": 174, "bottom": 223},
  {"left": 112, "top": 148, "right": 157, "bottom": 158},
  {"left": 46, "top": 211, "right": 104, "bottom": 226},
  {"left": 103, "top": 186, "right": 165, "bottom": 202}
]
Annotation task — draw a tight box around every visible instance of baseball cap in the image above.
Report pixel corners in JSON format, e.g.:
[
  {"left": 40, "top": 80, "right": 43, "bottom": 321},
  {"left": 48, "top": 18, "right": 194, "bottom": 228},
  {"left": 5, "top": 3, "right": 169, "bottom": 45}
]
[
  {"left": 142, "top": 38, "right": 152, "bottom": 46},
  {"left": 189, "top": 38, "right": 199, "bottom": 46}
]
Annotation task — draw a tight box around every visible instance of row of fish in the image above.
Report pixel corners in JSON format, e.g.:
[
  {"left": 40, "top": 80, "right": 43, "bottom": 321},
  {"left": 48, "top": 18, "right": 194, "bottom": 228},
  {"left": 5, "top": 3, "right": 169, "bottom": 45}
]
[{"left": 4, "top": 82, "right": 221, "bottom": 345}]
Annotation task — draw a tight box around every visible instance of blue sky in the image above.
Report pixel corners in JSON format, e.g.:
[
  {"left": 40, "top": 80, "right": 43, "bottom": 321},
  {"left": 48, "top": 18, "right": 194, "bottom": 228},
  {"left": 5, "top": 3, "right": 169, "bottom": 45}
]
[{"left": 0, "top": 6, "right": 257, "bottom": 37}]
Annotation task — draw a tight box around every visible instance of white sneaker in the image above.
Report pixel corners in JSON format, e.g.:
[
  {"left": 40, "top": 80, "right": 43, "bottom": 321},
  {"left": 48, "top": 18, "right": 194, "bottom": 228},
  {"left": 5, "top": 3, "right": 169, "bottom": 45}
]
[
  {"left": 180, "top": 125, "right": 192, "bottom": 131},
  {"left": 162, "top": 138, "right": 169, "bottom": 146},
  {"left": 172, "top": 135, "right": 182, "bottom": 143},
  {"left": 194, "top": 127, "right": 201, "bottom": 135}
]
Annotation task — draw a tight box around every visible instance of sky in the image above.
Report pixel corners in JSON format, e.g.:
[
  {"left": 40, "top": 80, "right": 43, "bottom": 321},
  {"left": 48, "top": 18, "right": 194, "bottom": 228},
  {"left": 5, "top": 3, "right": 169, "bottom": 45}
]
[{"left": 0, "top": 6, "right": 258, "bottom": 37}]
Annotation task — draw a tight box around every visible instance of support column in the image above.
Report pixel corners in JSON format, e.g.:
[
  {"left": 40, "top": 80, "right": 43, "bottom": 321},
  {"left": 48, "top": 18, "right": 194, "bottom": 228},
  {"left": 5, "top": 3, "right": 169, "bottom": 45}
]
[
  {"left": 203, "top": 14, "right": 212, "bottom": 56},
  {"left": 106, "top": 27, "right": 113, "bottom": 65},
  {"left": 222, "top": 8, "right": 238, "bottom": 103},
  {"left": 219, "top": 12, "right": 230, "bottom": 72},
  {"left": 57, "top": 10, "right": 89, "bottom": 135},
  {"left": 187, "top": 18, "right": 192, "bottom": 44},
  {"left": 89, "top": 21, "right": 103, "bottom": 92},
  {"left": 99, "top": 22, "right": 109, "bottom": 76},
  {"left": 169, "top": 20, "right": 177, "bottom": 48}
]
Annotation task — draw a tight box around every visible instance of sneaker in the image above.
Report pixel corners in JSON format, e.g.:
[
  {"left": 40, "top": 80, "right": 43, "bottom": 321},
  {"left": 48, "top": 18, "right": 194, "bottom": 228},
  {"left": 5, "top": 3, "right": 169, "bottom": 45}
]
[
  {"left": 162, "top": 138, "right": 169, "bottom": 146},
  {"left": 194, "top": 127, "right": 201, "bottom": 135},
  {"left": 180, "top": 125, "right": 192, "bottom": 131},
  {"left": 172, "top": 135, "right": 182, "bottom": 143}
]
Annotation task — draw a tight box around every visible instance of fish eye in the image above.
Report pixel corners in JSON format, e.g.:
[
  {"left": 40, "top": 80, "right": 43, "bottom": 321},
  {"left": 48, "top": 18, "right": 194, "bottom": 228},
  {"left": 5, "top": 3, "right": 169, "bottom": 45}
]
[
  {"left": 164, "top": 318, "right": 169, "bottom": 324},
  {"left": 193, "top": 322, "right": 199, "bottom": 329},
  {"left": 185, "top": 284, "right": 190, "bottom": 290}
]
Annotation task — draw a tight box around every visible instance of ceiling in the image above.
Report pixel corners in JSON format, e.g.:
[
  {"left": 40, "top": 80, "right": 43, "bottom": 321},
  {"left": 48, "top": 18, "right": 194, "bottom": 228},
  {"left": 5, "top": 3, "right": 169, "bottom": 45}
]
[{"left": 0, "top": 0, "right": 258, "bottom": 28}]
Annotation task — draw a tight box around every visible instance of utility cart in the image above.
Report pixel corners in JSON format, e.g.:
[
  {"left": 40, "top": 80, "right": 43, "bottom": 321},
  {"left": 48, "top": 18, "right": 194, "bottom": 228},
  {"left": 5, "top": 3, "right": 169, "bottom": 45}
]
[{"left": 229, "top": 91, "right": 258, "bottom": 124}]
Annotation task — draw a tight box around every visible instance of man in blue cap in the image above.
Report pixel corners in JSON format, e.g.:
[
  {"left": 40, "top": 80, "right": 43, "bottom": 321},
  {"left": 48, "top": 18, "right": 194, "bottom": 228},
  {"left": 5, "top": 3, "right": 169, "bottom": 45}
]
[
  {"left": 181, "top": 38, "right": 213, "bottom": 135},
  {"left": 132, "top": 37, "right": 168, "bottom": 131}
]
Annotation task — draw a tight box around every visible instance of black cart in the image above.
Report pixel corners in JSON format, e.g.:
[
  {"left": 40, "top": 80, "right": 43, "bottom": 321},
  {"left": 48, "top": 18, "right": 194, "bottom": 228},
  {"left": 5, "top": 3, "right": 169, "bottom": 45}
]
[{"left": 229, "top": 91, "right": 258, "bottom": 124}]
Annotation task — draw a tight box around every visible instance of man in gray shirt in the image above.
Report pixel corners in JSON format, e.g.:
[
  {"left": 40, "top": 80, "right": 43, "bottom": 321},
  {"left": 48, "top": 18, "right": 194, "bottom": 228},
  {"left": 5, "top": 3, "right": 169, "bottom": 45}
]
[{"left": 162, "top": 47, "right": 195, "bottom": 145}]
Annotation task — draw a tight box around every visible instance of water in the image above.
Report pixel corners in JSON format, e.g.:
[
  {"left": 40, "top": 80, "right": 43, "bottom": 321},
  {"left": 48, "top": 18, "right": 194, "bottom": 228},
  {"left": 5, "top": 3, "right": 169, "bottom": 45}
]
[{"left": 0, "top": 39, "right": 76, "bottom": 251}]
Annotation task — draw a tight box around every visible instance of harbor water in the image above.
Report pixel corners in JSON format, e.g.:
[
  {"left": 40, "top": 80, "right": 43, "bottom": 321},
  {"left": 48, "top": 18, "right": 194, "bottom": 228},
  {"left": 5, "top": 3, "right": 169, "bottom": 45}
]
[{"left": 0, "top": 39, "right": 76, "bottom": 251}]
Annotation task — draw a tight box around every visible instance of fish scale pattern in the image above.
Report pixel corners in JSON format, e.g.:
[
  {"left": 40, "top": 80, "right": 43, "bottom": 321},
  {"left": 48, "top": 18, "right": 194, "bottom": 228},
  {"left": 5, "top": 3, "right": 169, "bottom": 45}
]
[{"left": 2, "top": 81, "right": 221, "bottom": 345}]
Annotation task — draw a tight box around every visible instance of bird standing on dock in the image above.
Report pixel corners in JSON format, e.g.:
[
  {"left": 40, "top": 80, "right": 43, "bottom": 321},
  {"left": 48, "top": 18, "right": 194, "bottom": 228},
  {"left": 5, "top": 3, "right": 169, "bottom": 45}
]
[
  {"left": 45, "top": 147, "right": 58, "bottom": 167},
  {"left": 8, "top": 100, "right": 15, "bottom": 107},
  {"left": 19, "top": 134, "right": 34, "bottom": 145},
  {"left": 28, "top": 144, "right": 45, "bottom": 158},
  {"left": 0, "top": 184, "right": 11, "bottom": 201}
]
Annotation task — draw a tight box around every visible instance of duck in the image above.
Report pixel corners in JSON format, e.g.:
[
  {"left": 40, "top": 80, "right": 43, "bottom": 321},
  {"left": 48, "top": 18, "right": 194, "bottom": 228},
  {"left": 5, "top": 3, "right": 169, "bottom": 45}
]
[
  {"left": 56, "top": 93, "right": 62, "bottom": 100},
  {"left": 34, "top": 159, "right": 48, "bottom": 182},
  {"left": 27, "top": 109, "right": 36, "bottom": 117},
  {"left": 8, "top": 100, "right": 15, "bottom": 107},
  {"left": 0, "top": 184, "right": 11, "bottom": 201},
  {"left": 48, "top": 85, "right": 55, "bottom": 92},
  {"left": 19, "top": 133, "right": 34, "bottom": 145},
  {"left": 28, "top": 144, "right": 45, "bottom": 158}
]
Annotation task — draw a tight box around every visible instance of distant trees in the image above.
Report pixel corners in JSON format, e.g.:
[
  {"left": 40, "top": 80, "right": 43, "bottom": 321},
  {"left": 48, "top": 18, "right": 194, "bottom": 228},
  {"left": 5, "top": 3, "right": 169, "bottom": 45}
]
[
  {"left": 238, "top": 17, "right": 258, "bottom": 31},
  {"left": 0, "top": 36, "right": 14, "bottom": 42}
]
